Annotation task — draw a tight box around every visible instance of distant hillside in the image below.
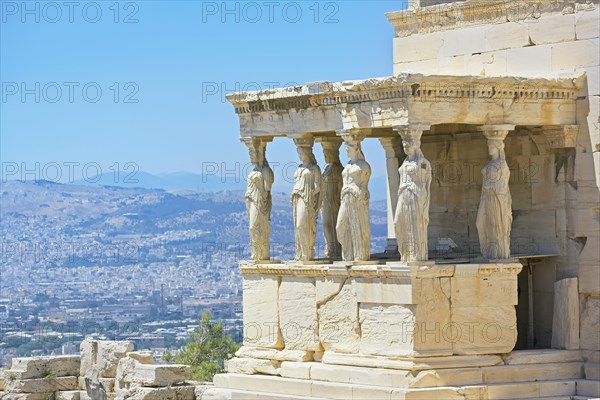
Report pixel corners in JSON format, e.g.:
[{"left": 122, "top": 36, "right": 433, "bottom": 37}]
[
  {"left": 71, "top": 171, "right": 389, "bottom": 200},
  {"left": 0, "top": 180, "right": 388, "bottom": 269}
]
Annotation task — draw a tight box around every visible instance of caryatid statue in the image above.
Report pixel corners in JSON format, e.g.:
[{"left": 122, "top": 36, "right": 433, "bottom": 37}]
[
  {"left": 319, "top": 138, "right": 343, "bottom": 258},
  {"left": 336, "top": 132, "right": 371, "bottom": 262},
  {"left": 243, "top": 138, "right": 274, "bottom": 261},
  {"left": 476, "top": 126, "right": 513, "bottom": 260},
  {"left": 394, "top": 125, "right": 432, "bottom": 262},
  {"left": 291, "top": 137, "right": 322, "bottom": 261}
]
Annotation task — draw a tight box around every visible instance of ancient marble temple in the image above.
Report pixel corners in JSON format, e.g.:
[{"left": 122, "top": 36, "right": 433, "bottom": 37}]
[{"left": 200, "top": 1, "right": 600, "bottom": 399}]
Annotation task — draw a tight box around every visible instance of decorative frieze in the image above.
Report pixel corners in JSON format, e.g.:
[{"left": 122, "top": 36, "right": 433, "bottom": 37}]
[{"left": 386, "top": 0, "right": 598, "bottom": 38}]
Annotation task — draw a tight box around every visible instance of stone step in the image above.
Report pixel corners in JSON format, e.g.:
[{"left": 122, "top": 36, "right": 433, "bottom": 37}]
[
  {"left": 282, "top": 361, "right": 484, "bottom": 389},
  {"left": 213, "top": 373, "right": 582, "bottom": 400},
  {"left": 481, "top": 362, "right": 583, "bottom": 384},
  {"left": 279, "top": 360, "right": 584, "bottom": 389},
  {"left": 200, "top": 387, "right": 326, "bottom": 400},
  {"left": 486, "top": 380, "right": 576, "bottom": 399},
  {"left": 577, "top": 379, "right": 600, "bottom": 398},
  {"left": 501, "top": 350, "right": 582, "bottom": 365}
]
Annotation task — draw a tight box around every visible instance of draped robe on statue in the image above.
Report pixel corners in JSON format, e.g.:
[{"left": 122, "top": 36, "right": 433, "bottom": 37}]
[
  {"left": 336, "top": 161, "right": 371, "bottom": 261},
  {"left": 292, "top": 163, "right": 322, "bottom": 260},
  {"left": 245, "top": 166, "right": 273, "bottom": 261},
  {"left": 322, "top": 162, "right": 343, "bottom": 258},
  {"left": 395, "top": 155, "right": 432, "bottom": 262},
  {"left": 476, "top": 158, "right": 512, "bottom": 259}
]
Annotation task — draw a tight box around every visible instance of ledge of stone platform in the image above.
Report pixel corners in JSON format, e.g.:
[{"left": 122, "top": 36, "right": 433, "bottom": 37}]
[
  {"left": 239, "top": 260, "right": 522, "bottom": 278},
  {"left": 321, "top": 352, "right": 504, "bottom": 371}
]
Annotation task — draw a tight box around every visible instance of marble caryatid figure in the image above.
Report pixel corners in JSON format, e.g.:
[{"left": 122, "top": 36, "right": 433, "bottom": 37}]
[
  {"left": 394, "top": 127, "right": 432, "bottom": 262},
  {"left": 336, "top": 133, "right": 371, "bottom": 262},
  {"left": 291, "top": 138, "right": 322, "bottom": 261},
  {"left": 244, "top": 138, "right": 274, "bottom": 261},
  {"left": 476, "top": 128, "right": 513, "bottom": 260},
  {"left": 320, "top": 139, "right": 343, "bottom": 258}
]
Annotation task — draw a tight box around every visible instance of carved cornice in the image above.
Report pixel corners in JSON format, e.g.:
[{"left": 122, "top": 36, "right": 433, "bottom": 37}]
[
  {"left": 226, "top": 74, "right": 581, "bottom": 116},
  {"left": 386, "top": 0, "right": 599, "bottom": 38},
  {"left": 239, "top": 261, "right": 523, "bottom": 278}
]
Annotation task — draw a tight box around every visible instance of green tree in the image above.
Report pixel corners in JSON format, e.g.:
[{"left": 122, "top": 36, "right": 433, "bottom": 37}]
[{"left": 165, "top": 312, "right": 239, "bottom": 382}]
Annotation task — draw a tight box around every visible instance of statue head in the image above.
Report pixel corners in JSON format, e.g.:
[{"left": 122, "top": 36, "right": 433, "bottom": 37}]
[
  {"left": 293, "top": 137, "right": 316, "bottom": 165},
  {"left": 244, "top": 138, "right": 266, "bottom": 167},
  {"left": 487, "top": 139, "right": 505, "bottom": 160},
  {"left": 345, "top": 139, "right": 365, "bottom": 161},
  {"left": 398, "top": 128, "right": 423, "bottom": 159},
  {"left": 321, "top": 139, "right": 342, "bottom": 164},
  {"left": 402, "top": 138, "right": 420, "bottom": 158}
]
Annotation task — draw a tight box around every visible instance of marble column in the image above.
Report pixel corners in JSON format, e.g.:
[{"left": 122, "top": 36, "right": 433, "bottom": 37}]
[
  {"left": 394, "top": 124, "right": 432, "bottom": 262},
  {"left": 475, "top": 125, "right": 515, "bottom": 260},
  {"left": 380, "top": 137, "right": 404, "bottom": 255},
  {"left": 317, "top": 137, "right": 343, "bottom": 259},
  {"left": 336, "top": 130, "right": 372, "bottom": 262},
  {"left": 242, "top": 137, "right": 274, "bottom": 261},
  {"left": 291, "top": 136, "right": 322, "bottom": 261}
]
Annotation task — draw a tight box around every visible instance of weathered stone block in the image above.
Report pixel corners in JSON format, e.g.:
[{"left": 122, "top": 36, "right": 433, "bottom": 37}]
[
  {"left": 393, "top": 32, "right": 443, "bottom": 63},
  {"left": 482, "top": 362, "right": 583, "bottom": 383},
  {"left": 127, "top": 365, "right": 189, "bottom": 387},
  {"left": 243, "top": 276, "right": 282, "bottom": 349},
  {"left": 438, "top": 55, "right": 465, "bottom": 75},
  {"left": 394, "top": 59, "right": 439, "bottom": 75},
  {"left": 0, "top": 393, "right": 57, "bottom": 400},
  {"left": 441, "top": 25, "right": 491, "bottom": 57},
  {"left": 318, "top": 280, "right": 360, "bottom": 354},
  {"left": 507, "top": 44, "right": 553, "bottom": 76},
  {"left": 279, "top": 362, "right": 311, "bottom": 380},
  {"left": 121, "top": 385, "right": 195, "bottom": 400},
  {"left": 414, "top": 278, "right": 452, "bottom": 356},
  {"left": 359, "top": 303, "right": 416, "bottom": 357},
  {"left": 451, "top": 276, "right": 518, "bottom": 306},
  {"left": 580, "top": 295, "right": 600, "bottom": 351},
  {"left": 234, "top": 346, "right": 312, "bottom": 362},
  {"left": 577, "top": 379, "right": 600, "bottom": 397},
  {"left": 579, "top": 262, "right": 600, "bottom": 295},
  {"left": 576, "top": 10, "right": 600, "bottom": 40},
  {"left": 9, "top": 356, "right": 80, "bottom": 380},
  {"left": 55, "top": 391, "right": 80, "bottom": 400},
  {"left": 356, "top": 278, "right": 417, "bottom": 304},
  {"left": 226, "top": 358, "right": 280, "bottom": 376},
  {"left": 486, "top": 22, "right": 529, "bottom": 51},
  {"left": 125, "top": 352, "right": 153, "bottom": 365},
  {"left": 551, "top": 278, "right": 580, "bottom": 350},
  {"left": 501, "top": 349, "right": 581, "bottom": 365},
  {"left": 528, "top": 14, "right": 576, "bottom": 45},
  {"left": 4, "top": 377, "right": 78, "bottom": 393},
  {"left": 278, "top": 277, "right": 319, "bottom": 351},
  {"left": 96, "top": 341, "right": 134, "bottom": 379},
  {"left": 585, "top": 362, "right": 600, "bottom": 380},
  {"left": 451, "top": 306, "right": 517, "bottom": 355},
  {"left": 552, "top": 39, "right": 600, "bottom": 70},
  {"left": 79, "top": 339, "right": 96, "bottom": 377}
]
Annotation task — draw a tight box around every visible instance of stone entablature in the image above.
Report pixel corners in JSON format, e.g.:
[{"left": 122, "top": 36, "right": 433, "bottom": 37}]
[
  {"left": 385, "top": 0, "right": 599, "bottom": 38},
  {"left": 226, "top": 74, "right": 582, "bottom": 136}
]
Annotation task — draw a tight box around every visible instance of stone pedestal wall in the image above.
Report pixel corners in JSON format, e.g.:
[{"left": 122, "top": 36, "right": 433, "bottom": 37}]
[{"left": 240, "top": 261, "right": 522, "bottom": 360}]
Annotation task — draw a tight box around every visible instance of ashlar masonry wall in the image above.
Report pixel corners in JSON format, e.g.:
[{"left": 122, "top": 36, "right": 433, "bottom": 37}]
[{"left": 390, "top": 1, "right": 599, "bottom": 352}]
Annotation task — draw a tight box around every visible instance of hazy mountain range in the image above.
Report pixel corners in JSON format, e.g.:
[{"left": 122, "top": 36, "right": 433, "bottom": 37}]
[{"left": 71, "top": 171, "right": 389, "bottom": 200}]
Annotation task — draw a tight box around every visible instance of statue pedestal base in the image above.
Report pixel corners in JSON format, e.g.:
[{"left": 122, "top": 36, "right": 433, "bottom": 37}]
[{"left": 199, "top": 262, "right": 591, "bottom": 399}]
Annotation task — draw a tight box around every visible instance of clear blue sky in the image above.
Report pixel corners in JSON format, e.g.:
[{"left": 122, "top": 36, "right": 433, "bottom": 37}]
[{"left": 1, "top": 1, "right": 407, "bottom": 184}]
